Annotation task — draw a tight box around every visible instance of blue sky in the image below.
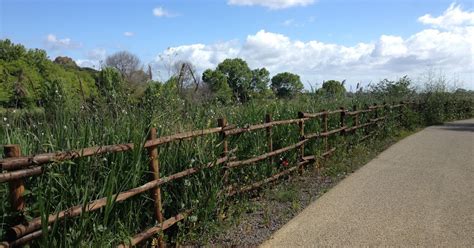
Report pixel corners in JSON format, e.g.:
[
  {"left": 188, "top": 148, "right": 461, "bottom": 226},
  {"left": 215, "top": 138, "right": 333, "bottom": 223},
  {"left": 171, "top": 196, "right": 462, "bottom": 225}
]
[{"left": 1, "top": 0, "right": 473, "bottom": 89}]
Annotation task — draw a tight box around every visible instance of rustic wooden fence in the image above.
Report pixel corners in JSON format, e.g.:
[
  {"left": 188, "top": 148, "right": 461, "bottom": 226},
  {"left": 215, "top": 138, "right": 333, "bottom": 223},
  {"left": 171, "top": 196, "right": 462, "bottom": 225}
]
[{"left": 0, "top": 102, "right": 413, "bottom": 247}]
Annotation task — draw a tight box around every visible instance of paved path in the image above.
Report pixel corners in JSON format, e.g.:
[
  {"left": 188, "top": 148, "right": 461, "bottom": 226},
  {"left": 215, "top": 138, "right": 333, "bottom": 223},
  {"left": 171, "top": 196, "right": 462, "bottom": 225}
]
[{"left": 261, "top": 119, "right": 474, "bottom": 247}]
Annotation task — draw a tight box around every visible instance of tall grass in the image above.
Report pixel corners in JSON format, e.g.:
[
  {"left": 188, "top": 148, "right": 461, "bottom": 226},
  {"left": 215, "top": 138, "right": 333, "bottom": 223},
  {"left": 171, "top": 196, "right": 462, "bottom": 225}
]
[{"left": 0, "top": 90, "right": 472, "bottom": 246}]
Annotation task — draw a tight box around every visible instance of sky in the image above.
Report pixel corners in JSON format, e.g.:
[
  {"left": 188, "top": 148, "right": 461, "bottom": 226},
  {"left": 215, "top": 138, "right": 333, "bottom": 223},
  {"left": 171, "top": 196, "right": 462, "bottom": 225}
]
[{"left": 1, "top": 0, "right": 473, "bottom": 90}]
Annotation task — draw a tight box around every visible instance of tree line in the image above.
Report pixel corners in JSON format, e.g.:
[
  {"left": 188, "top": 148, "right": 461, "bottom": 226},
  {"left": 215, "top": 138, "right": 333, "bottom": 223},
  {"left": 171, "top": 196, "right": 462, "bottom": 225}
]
[{"left": 2, "top": 39, "right": 471, "bottom": 114}]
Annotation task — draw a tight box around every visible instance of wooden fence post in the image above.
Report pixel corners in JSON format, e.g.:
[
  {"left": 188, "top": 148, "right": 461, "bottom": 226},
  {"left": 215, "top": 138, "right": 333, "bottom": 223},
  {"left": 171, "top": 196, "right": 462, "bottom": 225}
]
[
  {"left": 339, "top": 107, "right": 346, "bottom": 135},
  {"left": 265, "top": 114, "right": 273, "bottom": 166},
  {"left": 218, "top": 118, "right": 230, "bottom": 187},
  {"left": 5, "top": 145, "right": 25, "bottom": 219},
  {"left": 217, "top": 118, "right": 228, "bottom": 157},
  {"left": 364, "top": 104, "right": 370, "bottom": 136},
  {"left": 298, "top": 112, "right": 305, "bottom": 160},
  {"left": 147, "top": 128, "right": 165, "bottom": 248},
  {"left": 298, "top": 112, "right": 305, "bottom": 174},
  {"left": 322, "top": 110, "right": 328, "bottom": 153},
  {"left": 353, "top": 105, "right": 359, "bottom": 131}
]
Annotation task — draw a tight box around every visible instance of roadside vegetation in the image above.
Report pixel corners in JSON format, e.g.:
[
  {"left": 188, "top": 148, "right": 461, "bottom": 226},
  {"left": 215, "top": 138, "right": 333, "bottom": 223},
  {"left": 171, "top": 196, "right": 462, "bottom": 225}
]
[{"left": 0, "top": 39, "right": 473, "bottom": 246}]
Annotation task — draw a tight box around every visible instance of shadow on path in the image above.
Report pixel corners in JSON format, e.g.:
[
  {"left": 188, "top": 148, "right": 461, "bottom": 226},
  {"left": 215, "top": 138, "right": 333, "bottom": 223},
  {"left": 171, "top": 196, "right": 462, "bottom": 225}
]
[{"left": 436, "top": 122, "right": 474, "bottom": 132}]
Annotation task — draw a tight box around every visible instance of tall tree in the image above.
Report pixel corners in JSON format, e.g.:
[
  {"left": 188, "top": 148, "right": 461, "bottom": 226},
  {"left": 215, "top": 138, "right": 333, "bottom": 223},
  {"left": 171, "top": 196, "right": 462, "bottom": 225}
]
[
  {"left": 202, "top": 69, "right": 232, "bottom": 103},
  {"left": 105, "top": 51, "right": 141, "bottom": 81},
  {"left": 216, "top": 58, "right": 253, "bottom": 102},
  {"left": 271, "top": 72, "right": 303, "bottom": 98},
  {"left": 320, "top": 80, "right": 346, "bottom": 97},
  {"left": 251, "top": 68, "right": 270, "bottom": 93}
]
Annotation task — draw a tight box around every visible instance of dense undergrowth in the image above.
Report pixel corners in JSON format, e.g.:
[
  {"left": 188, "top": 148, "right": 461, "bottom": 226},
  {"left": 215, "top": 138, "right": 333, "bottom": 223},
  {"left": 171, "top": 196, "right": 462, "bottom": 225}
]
[{"left": 1, "top": 86, "right": 472, "bottom": 246}]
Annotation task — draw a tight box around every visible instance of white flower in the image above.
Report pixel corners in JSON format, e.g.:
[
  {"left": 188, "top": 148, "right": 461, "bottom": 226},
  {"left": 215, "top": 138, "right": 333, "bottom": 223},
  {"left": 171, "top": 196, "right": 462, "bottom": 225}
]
[
  {"left": 3, "top": 117, "right": 7, "bottom": 121},
  {"left": 189, "top": 215, "right": 198, "bottom": 223},
  {"left": 63, "top": 125, "right": 67, "bottom": 130},
  {"left": 184, "top": 179, "right": 191, "bottom": 187},
  {"left": 6, "top": 124, "right": 9, "bottom": 127}
]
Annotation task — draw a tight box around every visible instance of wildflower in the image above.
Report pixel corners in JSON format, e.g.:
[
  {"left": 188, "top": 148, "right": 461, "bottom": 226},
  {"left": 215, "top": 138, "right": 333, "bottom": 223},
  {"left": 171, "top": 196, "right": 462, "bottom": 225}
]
[
  {"left": 6, "top": 124, "right": 10, "bottom": 127},
  {"left": 189, "top": 215, "right": 198, "bottom": 223},
  {"left": 184, "top": 179, "right": 191, "bottom": 187},
  {"left": 279, "top": 157, "right": 289, "bottom": 167},
  {"left": 3, "top": 117, "right": 6, "bottom": 121},
  {"left": 63, "top": 125, "right": 67, "bottom": 130}
]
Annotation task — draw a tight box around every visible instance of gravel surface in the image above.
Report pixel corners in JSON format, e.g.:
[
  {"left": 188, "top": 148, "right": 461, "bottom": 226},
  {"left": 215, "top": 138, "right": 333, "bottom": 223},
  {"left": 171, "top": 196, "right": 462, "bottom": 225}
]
[
  {"left": 208, "top": 168, "right": 346, "bottom": 247},
  {"left": 261, "top": 119, "right": 474, "bottom": 247}
]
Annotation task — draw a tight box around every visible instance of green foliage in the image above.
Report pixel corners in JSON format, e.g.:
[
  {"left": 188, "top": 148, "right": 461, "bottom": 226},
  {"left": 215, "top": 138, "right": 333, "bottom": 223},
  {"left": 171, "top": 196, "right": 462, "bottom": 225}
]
[
  {"left": 271, "top": 72, "right": 303, "bottom": 98},
  {"left": 40, "top": 79, "right": 67, "bottom": 110},
  {"left": 202, "top": 58, "right": 271, "bottom": 103},
  {"left": 369, "top": 76, "right": 414, "bottom": 102},
  {"left": 97, "top": 67, "right": 124, "bottom": 100},
  {"left": 319, "top": 80, "right": 346, "bottom": 98},
  {"left": 216, "top": 58, "right": 253, "bottom": 102},
  {"left": 250, "top": 68, "right": 273, "bottom": 99},
  {"left": 202, "top": 69, "right": 233, "bottom": 103},
  {"left": 0, "top": 39, "right": 98, "bottom": 109},
  {"left": 0, "top": 39, "right": 473, "bottom": 247}
]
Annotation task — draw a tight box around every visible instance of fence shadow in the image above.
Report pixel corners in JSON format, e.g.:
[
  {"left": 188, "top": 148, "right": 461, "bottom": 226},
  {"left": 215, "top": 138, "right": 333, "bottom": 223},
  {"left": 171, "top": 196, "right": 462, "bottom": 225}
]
[{"left": 437, "top": 122, "right": 474, "bottom": 132}]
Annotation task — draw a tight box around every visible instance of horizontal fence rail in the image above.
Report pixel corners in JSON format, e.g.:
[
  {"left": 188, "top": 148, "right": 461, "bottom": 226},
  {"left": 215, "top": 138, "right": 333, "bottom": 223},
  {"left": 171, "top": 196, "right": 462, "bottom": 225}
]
[{"left": 0, "top": 101, "right": 416, "bottom": 247}]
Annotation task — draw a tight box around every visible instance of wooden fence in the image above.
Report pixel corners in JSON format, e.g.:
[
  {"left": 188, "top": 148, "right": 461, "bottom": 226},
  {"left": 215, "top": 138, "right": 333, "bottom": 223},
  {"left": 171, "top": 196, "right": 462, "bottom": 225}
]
[{"left": 0, "top": 102, "right": 413, "bottom": 247}]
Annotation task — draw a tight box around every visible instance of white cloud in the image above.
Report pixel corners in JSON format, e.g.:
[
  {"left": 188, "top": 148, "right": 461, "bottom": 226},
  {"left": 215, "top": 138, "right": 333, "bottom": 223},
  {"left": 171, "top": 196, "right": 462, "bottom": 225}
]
[
  {"left": 283, "top": 19, "right": 295, "bottom": 26},
  {"left": 418, "top": 3, "right": 474, "bottom": 29},
  {"left": 87, "top": 48, "right": 106, "bottom": 61},
  {"left": 45, "top": 34, "right": 80, "bottom": 50},
  {"left": 123, "top": 32, "right": 134, "bottom": 37},
  {"left": 153, "top": 7, "right": 173, "bottom": 17},
  {"left": 155, "top": 4, "right": 474, "bottom": 89},
  {"left": 228, "top": 0, "right": 315, "bottom": 9},
  {"left": 76, "top": 59, "right": 100, "bottom": 69},
  {"left": 75, "top": 48, "right": 107, "bottom": 69}
]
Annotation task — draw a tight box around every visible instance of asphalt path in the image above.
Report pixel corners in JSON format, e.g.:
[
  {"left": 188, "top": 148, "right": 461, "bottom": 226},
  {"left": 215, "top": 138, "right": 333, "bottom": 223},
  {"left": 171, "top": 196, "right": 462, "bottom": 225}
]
[{"left": 261, "top": 119, "right": 474, "bottom": 247}]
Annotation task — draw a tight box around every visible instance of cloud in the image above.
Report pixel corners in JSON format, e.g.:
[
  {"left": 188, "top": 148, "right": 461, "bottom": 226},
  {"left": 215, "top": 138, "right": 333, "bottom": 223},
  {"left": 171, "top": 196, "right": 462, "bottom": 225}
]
[
  {"left": 228, "top": 0, "right": 315, "bottom": 9},
  {"left": 45, "top": 34, "right": 80, "bottom": 50},
  {"left": 123, "top": 31, "right": 134, "bottom": 37},
  {"left": 87, "top": 48, "right": 106, "bottom": 61},
  {"left": 282, "top": 18, "right": 305, "bottom": 27},
  {"left": 155, "top": 4, "right": 474, "bottom": 89},
  {"left": 418, "top": 3, "right": 474, "bottom": 29},
  {"left": 75, "top": 48, "right": 107, "bottom": 69},
  {"left": 153, "top": 7, "right": 174, "bottom": 17},
  {"left": 76, "top": 59, "right": 100, "bottom": 69},
  {"left": 282, "top": 19, "right": 295, "bottom": 26}
]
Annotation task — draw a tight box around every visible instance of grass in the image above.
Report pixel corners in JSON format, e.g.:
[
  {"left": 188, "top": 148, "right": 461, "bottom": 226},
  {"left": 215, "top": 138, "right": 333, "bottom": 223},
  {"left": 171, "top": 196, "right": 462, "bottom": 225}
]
[{"left": 0, "top": 93, "right": 472, "bottom": 246}]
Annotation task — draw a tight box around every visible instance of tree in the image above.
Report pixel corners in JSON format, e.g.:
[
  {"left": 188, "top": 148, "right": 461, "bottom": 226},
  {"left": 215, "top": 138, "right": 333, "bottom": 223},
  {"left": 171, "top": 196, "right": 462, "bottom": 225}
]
[
  {"left": 173, "top": 60, "right": 200, "bottom": 94},
  {"left": 251, "top": 68, "right": 270, "bottom": 92},
  {"left": 54, "top": 56, "right": 78, "bottom": 68},
  {"left": 105, "top": 51, "right": 141, "bottom": 81},
  {"left": 216, "top": 58, "right": 253, "bottom": 102},
  {"left": 271, "top": 72, "right": 303, "bottom": 98},
  {"left": 202, "top": 69, "right": 232, "bottom": 103},
  {"left": 320, "top": 80, "right": 346, "bottom": 97}
]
